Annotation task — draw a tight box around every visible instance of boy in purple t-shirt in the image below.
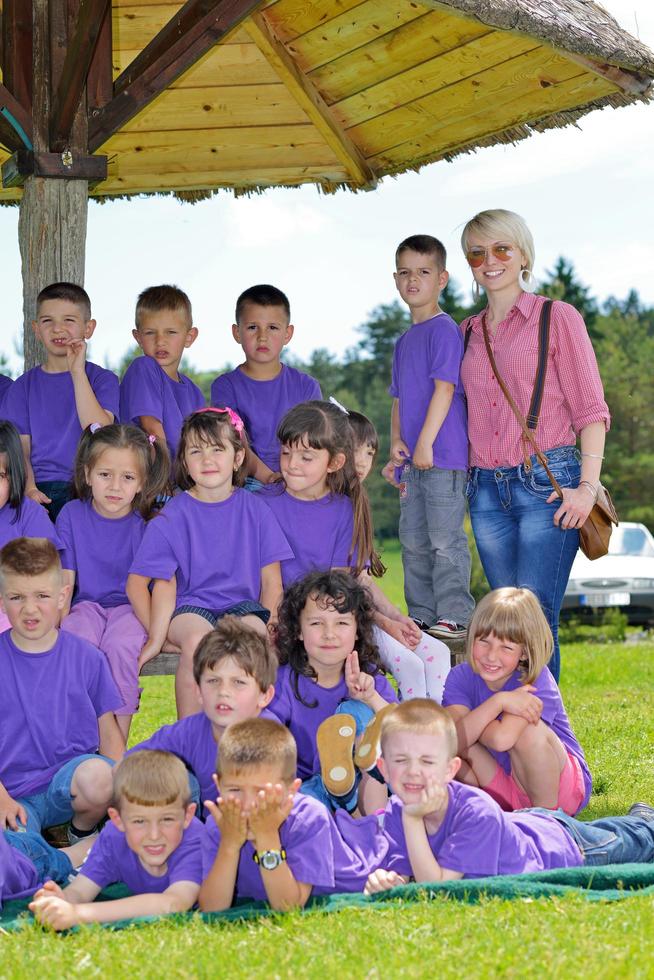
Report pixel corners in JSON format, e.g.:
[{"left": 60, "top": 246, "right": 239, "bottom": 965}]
[
  {"left": 3, "top": 282, "right": 119, "bottom": 520},
  {"left": 0, "top": 538, "right": 124, "bottom": 843},
  {"left": 364, "top": 701, "right": 654, "bottom": 894},
  {"left": 389, "top": 236, "right": 473, "bottom": 639},
  {"left": 120, "top": 285, "right": 205, "bottom": 464},
  {"left": 210, "top": 285, "right": 321, "bottom": 484},
  {"left": 129, "top": 618, "right": 277, "bottom": 814},
  {"left": 200, "top": 719, "right": 387, "bottom": 911},
  {"left": 30, "top": 751, "right": 204, "bottom": 929}
]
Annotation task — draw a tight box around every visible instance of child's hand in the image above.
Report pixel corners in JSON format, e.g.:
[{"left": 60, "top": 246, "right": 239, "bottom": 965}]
[
  {"left": 501, "top": 687, "right": 543, "bottom": 724},
  {"left": 29, "top": 894, "right": 79, "bottom": 931},
  {"left": 344, "top": 650, "right": 376, "bottom": 704},
  {"left": 386, "top": 615, "right": 422, "bottom": 650},
  {"left": 137, "top": 638, "right": 161, "bottom": 671},
  {"left": 65, "top": 338, "right": 88, "bottom": 376},
  {"left": 380, "top": 460, "right": 400, "bottom": 488},
  {"left": 204, "top": 776, "right": 249, "bottom": 849},
  {"left": 364, "top": 869, "right": 408, "bottom": 895},
  {"left": 249, "top": 781, "right": 298, "bottom": 843},
  {"left": 390, "top": 439, "right": 410, "bottom": 467},
  {"left": 402, "top": 777, "right": 448, "bottom": 819},
  {"left": 412, "top": 439, "right": 434, "bottom": 471},
  {"left": 26, "top": 485, "right": 52, "bottom": 506},
  {"left": 0, "top": 792, "right": 27, "bottom": 831},
  {"left": 32, "top": 881, "right": 65, "bottom": 902}
]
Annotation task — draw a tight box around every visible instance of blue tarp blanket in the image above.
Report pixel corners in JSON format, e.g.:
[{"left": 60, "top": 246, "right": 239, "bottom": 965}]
[{"left": 3, "top": 864, "right": 654, "bottom": 933}]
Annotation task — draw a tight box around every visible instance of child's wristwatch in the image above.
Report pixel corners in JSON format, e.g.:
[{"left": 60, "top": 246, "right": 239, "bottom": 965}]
[{"left": 253, "top": 848, "right": 287, "bottom": 871}]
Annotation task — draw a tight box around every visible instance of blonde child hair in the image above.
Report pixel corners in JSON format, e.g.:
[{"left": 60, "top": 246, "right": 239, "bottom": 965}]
[
  {"left": 216, "top": 718, "right": 297, "bottom": 783},
  {"left": 380, "top": 699, "right": 458, "bottom": 759},
  {"left": 465, "top": 588, "right": 553, "bottom": 685},
  {"left": 112, "top": 750, "right": 192, "bottom": 809}
]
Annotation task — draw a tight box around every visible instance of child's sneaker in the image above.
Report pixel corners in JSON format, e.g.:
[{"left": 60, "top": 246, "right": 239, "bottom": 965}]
[
  {"left": 628, "top": 802, "right": 654, "bottom": 822},
  {"left": 317, "top": 714, "right": 356, "bottom": 797},
  {"left": 427, "top": 619, "right": 468, "bottom": 640},
  {"left": 66, "top": 821, "right": 101, "bottom": 845},
  {"left": 353, "top": 704, "right": 397, "bottom": 772}
]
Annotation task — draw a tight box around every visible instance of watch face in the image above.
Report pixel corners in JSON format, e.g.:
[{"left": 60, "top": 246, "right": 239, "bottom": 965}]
[{"left": 260, "top": 850, "right": 282, "bottom": 870}]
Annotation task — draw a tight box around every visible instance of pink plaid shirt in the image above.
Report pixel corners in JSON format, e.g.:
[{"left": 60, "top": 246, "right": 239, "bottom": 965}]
[{"left": 461, "top": 293, "right": 610, "bottom": 469}]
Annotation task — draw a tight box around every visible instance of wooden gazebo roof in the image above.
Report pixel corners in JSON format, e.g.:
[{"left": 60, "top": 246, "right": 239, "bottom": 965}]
[{"left": 1, "top": 0, "right": 653, "bottom": 201}]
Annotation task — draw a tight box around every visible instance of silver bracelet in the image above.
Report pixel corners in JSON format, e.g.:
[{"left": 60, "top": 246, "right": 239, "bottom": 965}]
[
  {"left": 578, "top": 481, "right": 598, "bottom": 500},
  {"left": 581, "top": 452, "right": 604, "bottom": 459}
]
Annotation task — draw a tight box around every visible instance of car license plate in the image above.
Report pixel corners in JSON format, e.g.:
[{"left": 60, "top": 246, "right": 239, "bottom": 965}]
[{"left": 580, "top": 592, "right": 630, "bottom": 607}]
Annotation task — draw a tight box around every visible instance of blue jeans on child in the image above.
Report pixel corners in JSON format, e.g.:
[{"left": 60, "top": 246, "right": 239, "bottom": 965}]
[
  {"left": 17, "top": 753, "right": 114, "bottom": 833},
  {"left": 37, "top": 480, "right": 72, "bottom": 522},
  {"left": 4, "top": 829, "right": 74, "bottom": 884},
  {"left": 532, "top": 808, "right": 654, "bottom": 865},
  {"left": 300, "top": 700, "right": 375, "bottom": 813},
  {"left": 399, "top": 464, "right": 474, "bottom": 626},
  {"left": 467, "top": 446, "right": 581, "bottom": 682}
]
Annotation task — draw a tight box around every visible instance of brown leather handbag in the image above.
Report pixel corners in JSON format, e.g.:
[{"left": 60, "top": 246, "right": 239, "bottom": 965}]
[{"left": 479, "top": 308, "right": 618, "bottom": 560}]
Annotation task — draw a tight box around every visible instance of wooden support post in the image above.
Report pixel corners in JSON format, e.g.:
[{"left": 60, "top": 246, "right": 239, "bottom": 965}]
[{"left": 18, "top": 0, "right": 89, "bottom": 370}]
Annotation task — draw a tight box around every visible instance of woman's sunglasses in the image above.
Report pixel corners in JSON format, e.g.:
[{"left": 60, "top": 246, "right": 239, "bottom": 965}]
[{"left": 466, "top": 244, "right": 516, "bottom": 268}]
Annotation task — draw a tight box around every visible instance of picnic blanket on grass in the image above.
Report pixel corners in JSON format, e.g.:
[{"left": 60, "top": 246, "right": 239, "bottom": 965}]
[{"left": 3, "top": 864, "right": 654, "bottom": 933}]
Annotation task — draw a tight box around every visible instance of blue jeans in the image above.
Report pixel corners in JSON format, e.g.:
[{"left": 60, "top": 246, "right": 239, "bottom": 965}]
[
  {"left": 4, "top": 829, "right": 74, "bottom": 884},
  {"left": 467, "top": 447, "right": 581, "bottom": 682},
  {"left": 534, "top": 809, "right": 654, "bottom": 866},
  {"left": 18, "top": 753, "right": 114, "bottom": 833},
  {"left": 399, "top": 465, "right": 474, "bottom": 626},
  {"left": 37, "top": 480, "right": 72, "bottom": 522},
  {"left": 300, "top": 700, "right": 375, "bottom": 813}
]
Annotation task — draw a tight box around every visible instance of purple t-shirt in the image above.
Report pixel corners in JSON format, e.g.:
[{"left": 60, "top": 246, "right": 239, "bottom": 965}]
[
  {"left": 130, "top": 489, "right": 293, "bottom": 610},
  {"left": 442, "top": 662, "right": 592, "bottom": 810},
  {"left": 81, "top": 817, "right": 204, "bottom": 892},
  {"left": 269, "top": 664, "right": 398, "bottom": 780},
  {"left": 120, "top": 355, "right": 205, "bottom": 461},
  {"left": 0, "top": 629, "right": 122, "bottom": 797},
  {"left": 261, "top": 489, "right": 355, "bottom": 588},
  {"left": 3, "top": 363, "right": 119, "bottom": 482},
  {"left": 129, "top": 708, "right": 279, "bottom": 811},
  {"left": 381, "top": 782, "right": 582, "bottom": 878},
  {"left": 1, "top": 831, "right": 40, "bottom": 906},
  {"left": 0, "top": 498, "right": 62, "bottom": 550},
  {"left": 0, "top": 374, "right": 13, "bottom": 415},
  {"left": 210, "top": 365, "right": 321, "bottom": 473},
  {"left": 389, "top": 313, "right": 468, "bottom": 471},
  {"left": 56, "top": 499, "right": 145, "bottom": 607},
  {"left": 202, "top": 793, "right": 386, "bottom": 899}
]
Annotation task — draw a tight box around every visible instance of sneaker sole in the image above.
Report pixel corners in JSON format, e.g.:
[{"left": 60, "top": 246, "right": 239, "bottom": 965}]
[{"left": 426, "top": 626, "right": 467, "bottom": 640}]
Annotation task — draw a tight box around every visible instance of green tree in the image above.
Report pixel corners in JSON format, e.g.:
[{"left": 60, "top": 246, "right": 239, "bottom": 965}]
[{"left": 541, "top": 257, "right": 598, "bottom": 335}]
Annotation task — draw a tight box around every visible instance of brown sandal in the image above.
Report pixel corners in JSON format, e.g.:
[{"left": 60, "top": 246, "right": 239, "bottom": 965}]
[
  {"left": 316, "top": 714, "right": 356, "bottom": 796},
  {"left": 354, "top": 704, "right": 397, "bottom": 772}
]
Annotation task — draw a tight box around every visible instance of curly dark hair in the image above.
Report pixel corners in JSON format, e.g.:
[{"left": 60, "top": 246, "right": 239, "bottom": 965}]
[{"left": 276, "top": 569, "right": 384, "bottom": 708}]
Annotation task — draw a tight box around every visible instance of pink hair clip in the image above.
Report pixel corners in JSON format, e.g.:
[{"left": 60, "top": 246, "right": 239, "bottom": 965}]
[
  {"left": 148, "top": 434, "right": 156, "bottom": 444},
  {"left": 194, "top": 406, "right": 245, "bottom": 438}
]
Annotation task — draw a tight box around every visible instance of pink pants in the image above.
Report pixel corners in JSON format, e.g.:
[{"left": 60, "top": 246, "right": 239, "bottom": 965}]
[
  {"left": 61, "top": 601, "right": 146, "bottom": 715},
  {"left": 483, "top": 751, "right": 586, "bottom": 816}
]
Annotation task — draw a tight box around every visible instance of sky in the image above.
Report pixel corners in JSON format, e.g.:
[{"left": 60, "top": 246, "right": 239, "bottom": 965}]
[{"left": 1, "top": 0, "right": 653, "bottom": 375}]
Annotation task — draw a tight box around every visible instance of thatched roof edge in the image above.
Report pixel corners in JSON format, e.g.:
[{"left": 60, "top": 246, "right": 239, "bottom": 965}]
[{"left": 426, "top": 0, "right": 654, "bottom": 75}]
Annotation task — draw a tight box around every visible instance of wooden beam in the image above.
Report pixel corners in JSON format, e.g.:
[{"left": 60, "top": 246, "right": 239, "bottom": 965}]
[
  {"left": 0, "top": 83, "right": 33, "bottom": 150},
  {"left": 50, "top": 0, "right": 111, "bottom": 150},
  {"left": 88, "top": 0, "right": 263, "bottom": 153},
  {"left": 87, "top": 0, "right": 114, "bottom": 111},
  {"left": 555, "top": 50, "right": 652, "bottom": 96},
  {"left": 1, "top": 0, "right": 33, "bottom": 113},
  {"left": 2, "top": 149, "right": 107, "bottom": 188},
  {"left": 244, "top": 13, "right": 377, "bottom": 189}
]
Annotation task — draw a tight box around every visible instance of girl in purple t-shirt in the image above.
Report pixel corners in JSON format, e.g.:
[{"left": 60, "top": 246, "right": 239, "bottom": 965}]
[
  {"left": 442, "top": 588, "right": 591, "bottom": 815},
  {"left": 129, "top": 408, "right": 292, "bottom": 719},
  {"left": 0, "top": 421, "right": 63, "bottom": 633},
  {"left": 57, "top": 423, "right": 169, "bottom": 738},
  {"left": 272, "top": 570, "right": 398, "bottom": 815}
]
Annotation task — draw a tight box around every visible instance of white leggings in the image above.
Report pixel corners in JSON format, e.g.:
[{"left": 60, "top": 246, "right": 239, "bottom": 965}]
[{"left": 373, "top": 625, "right": 451, "bottom": 703}]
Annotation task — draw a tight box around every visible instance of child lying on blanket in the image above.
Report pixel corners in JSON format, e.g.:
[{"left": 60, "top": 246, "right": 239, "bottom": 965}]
[
  {"left": 30, "top": 751, "right": 203, "bottom": 929},
  {"left": 365, "top": 700, "right": 654, "bottom": 893}
]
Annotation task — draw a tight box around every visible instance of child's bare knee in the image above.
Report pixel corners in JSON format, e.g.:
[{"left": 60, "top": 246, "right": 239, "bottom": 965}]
[{"left": 71, "top": 758, "right": 113, "bottom": 806}]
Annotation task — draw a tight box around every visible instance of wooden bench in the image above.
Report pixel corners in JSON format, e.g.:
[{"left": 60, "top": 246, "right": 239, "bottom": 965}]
[{"left": 140, "top": 636, "right": 467, "bottom": 676}]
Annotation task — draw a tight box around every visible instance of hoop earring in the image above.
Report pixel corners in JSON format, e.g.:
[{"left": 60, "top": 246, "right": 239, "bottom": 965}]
[
  {"left": 471, "top": 279, "right": 481, "bottom": 302},
  {"left": 519, "top": 268, "right": 536, "bottom": 293}
]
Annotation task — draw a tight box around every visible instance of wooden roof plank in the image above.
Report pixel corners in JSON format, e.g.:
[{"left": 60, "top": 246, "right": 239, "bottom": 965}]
[
  {"left": 93, "top": 163, "right": 350, "bottom": 191},
  {"left": 106, "top": 140, "right": 341, "bottom": 173},
  {"left": 245, "top": 11, "right": 376, "bottom": 186},
  {"left": 259, "top": 0, "right": 365, "bottom": 45},
  {"left": 105, "top": 121, "right": 324, "bottom": 148},
  {"left": 89, "top": 0, "right": 265, "bottom": 151},
  {"left": 113, "top": 41, "right": 282, "bottom": 85},
  {"left": 332, "top": 30, "right": 538, "bottom": 128}
]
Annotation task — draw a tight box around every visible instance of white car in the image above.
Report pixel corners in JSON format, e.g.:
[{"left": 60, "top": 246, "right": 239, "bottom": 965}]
[{"left": 562, "top": 522, "right": 654, "bottom": 626}]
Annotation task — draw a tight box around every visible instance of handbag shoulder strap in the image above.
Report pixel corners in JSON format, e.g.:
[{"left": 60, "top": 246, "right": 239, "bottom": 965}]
[
  {"left": 481, "top": 304, "right": 563, "bottom": 498},
  {"left": 526, "top": 299, "right": 552, "bottom": 430},
  {"left": 462, "top": 316, "right": 474, "bottom": 353}
]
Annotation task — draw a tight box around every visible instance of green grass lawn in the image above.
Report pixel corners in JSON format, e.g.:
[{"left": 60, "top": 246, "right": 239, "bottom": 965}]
[{"left": 3, "top": 553, "right": 654, "bottom": 977}]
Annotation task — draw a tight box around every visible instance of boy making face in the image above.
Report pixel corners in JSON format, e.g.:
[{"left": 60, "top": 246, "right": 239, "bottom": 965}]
[
  {"left": 129, "top": 618, "right": 276, "bottom": 812},
  {"left": 0, "top": 538, "right": 123, "bottom": 842},
  {"left": 120, "top": 285, "right": 204, "bottom": 462},
  {"left": 211, "top": 285, "right": 321, "bottom": 484},
  {"left": 3, "top": 282, "right": 119, "bottom": 519},
  {"left": 30, "top": 751, "right": 203, "bottom": 929}
]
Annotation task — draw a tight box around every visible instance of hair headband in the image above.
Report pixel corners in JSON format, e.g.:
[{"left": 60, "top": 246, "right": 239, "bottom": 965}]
[{"left": 193, "top": 406, "right": 245, "bottom": 437}]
